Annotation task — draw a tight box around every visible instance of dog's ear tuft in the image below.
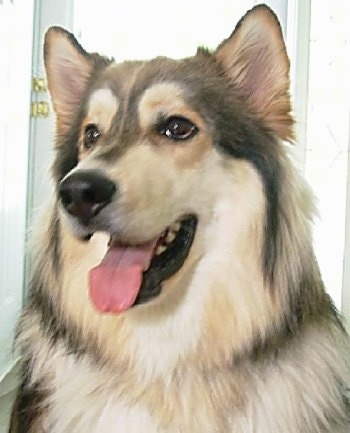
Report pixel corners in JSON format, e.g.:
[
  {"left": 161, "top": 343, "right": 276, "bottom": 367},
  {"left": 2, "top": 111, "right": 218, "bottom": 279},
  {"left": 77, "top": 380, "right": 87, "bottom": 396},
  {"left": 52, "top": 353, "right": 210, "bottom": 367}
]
[
  {"left": 215, "top": 5, "right": 294, "bottom": 141},
  {"left": 44, "top": 27, "right": 95, "bottom": 134}
]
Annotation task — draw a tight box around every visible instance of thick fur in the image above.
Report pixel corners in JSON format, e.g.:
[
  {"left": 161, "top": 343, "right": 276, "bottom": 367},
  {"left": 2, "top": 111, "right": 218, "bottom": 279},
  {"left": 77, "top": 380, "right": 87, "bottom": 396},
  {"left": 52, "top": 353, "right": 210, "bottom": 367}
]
[{"left": 10, "top": 5, "right": 350, "bottom": 433}]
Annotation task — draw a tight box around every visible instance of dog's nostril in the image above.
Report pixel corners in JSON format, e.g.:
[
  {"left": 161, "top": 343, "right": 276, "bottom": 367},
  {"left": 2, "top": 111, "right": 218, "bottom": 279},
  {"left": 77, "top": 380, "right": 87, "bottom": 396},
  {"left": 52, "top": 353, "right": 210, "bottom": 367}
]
[
  {"left": 59, "top": 170, "right": 117, "bottom": 224},
  {"left": 83, "top": 181, "right": 116, "bottom": 209}
]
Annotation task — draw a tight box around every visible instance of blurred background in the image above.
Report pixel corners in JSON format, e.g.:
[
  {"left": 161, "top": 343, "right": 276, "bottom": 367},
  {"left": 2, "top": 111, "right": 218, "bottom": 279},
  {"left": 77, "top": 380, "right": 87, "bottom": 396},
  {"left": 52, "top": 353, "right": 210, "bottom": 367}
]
[{"left": 0, "top": 0, "right": 349, "bottom": 429}]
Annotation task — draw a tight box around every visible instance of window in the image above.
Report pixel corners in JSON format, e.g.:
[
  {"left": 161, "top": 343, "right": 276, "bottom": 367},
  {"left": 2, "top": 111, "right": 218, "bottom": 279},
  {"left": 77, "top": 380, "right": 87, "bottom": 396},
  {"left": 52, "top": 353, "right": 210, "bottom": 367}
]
[
  {"left": 73, "top": 0, "right": 257, "bottom": 60},
  {"left": 302, "top": 0, "right": 349, "bottom": 310}
]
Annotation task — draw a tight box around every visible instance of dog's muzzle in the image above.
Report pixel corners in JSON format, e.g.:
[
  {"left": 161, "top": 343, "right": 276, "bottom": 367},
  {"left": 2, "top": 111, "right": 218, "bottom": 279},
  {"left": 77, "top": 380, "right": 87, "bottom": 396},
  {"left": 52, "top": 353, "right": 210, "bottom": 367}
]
[
  {"left": 58, "top": 168, "right": 198, "bottom": 313},
  {"left": 59, "top": 169, "right": 117, "bottom": 225}
]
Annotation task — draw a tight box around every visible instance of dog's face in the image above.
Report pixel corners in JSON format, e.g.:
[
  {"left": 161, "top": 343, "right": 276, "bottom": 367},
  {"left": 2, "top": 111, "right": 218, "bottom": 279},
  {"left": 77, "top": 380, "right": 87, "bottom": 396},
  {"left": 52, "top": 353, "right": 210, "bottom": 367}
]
[{"left": 44, "top": 5, "right": 293, "bottom": 318}]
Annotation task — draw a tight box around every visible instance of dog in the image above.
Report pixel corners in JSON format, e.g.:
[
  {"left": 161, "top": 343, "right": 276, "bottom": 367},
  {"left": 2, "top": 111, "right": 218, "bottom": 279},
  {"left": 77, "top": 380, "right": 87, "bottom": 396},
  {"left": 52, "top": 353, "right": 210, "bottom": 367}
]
[{"left": 10, "top": 4, "right": 350, "bottom": 433}]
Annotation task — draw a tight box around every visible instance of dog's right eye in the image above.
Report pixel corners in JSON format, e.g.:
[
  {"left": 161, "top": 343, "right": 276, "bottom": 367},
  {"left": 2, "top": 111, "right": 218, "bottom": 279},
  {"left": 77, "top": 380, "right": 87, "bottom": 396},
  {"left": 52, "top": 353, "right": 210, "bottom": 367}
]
[
  {"left": 83, "top": 124, "right": 101, "bottom": 149},
  {"left": 157, "top": 116, "right": 198, "bottom": 141}
]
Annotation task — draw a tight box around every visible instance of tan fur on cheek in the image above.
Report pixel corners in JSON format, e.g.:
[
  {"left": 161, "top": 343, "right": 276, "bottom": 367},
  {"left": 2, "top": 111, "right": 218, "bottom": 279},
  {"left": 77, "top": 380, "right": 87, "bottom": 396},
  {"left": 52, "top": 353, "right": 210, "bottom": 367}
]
[
  {"left": 106, "top": 144, "right": 191, "bottom": 240},
  {"left": 181, "top": 160, "right": 285, "bottom": 366},
  {"left": 158, "top": 134, "right": 211, "bottom": 170}
]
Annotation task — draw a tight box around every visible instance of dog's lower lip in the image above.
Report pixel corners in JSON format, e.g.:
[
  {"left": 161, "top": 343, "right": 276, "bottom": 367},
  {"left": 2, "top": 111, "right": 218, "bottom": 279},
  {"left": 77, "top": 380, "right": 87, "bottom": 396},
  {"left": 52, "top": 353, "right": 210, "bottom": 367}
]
[{"left": 134, "top": 215, "right": 198, "bottom": 306}]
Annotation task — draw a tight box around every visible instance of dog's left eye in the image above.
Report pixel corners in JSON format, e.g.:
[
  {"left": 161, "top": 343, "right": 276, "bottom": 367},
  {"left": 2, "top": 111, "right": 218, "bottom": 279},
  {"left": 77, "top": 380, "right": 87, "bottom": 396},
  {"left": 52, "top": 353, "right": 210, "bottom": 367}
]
[
  {"left": 158, "top": 116, "right": 198, "bottom": 141},
  {"left": 83, "top": 124, "right": 101, "bottom": 149}
]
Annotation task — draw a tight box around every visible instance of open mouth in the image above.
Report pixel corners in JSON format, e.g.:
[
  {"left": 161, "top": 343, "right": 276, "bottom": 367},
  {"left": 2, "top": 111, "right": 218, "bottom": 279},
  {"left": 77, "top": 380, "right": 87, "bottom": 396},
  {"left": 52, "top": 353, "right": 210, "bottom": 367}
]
[{"left": 88, "top": 215, "right": 197, "bottom": 313}]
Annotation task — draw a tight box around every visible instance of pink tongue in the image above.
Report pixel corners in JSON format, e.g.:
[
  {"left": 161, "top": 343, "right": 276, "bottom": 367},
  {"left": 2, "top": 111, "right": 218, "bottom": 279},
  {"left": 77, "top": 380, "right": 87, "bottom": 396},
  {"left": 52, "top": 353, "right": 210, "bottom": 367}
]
[{"left": 89, "top": 240, "right": 157, "bottom": 313}]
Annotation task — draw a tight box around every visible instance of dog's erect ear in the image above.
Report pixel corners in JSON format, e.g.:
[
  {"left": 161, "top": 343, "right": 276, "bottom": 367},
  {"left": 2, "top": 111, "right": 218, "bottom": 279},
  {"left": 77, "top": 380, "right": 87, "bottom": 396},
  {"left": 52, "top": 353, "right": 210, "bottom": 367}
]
[
  {"left": 215, "top": 5, "right": 293, "bottom": 141},
  {"left": 44, "top": 27, "right": 95, "bottom": 133}
]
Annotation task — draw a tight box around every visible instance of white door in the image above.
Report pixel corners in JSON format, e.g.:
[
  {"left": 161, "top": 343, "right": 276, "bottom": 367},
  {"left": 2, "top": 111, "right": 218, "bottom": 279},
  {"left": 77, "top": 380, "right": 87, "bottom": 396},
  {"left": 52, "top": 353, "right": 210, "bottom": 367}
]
[
  {"left": 0, "top": 0, "right": 74, "bottom": 378},
  {"left": 0, "top": 0, "right": 35, "bottom": 386},
  {"left": 0, "top": 1, "right": 73, "bottom": 430}
]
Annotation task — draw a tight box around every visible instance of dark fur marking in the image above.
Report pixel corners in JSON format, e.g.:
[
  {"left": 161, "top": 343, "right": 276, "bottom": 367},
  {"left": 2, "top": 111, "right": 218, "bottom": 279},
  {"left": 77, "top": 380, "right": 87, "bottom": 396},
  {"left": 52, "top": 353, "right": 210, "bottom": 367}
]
[
  {"left": 28, "top": 257, "right": 92, "bottom": 360},
  {"left": 52, "top": 130, "right": 80, "bottom": 184},
  {"left": 184, "top": 59, "right": 283, "bottom": 289},
  {"left": 23, "top": 209, "right": 105, "bottom": 366},
  {"left": 50, "top": 208, "right": 63, "bottom": 277},
  {"left": 28, "top": 280, "right": 108, "bottom": 370},
  {"left": 9, "top": 360, "right": 47, "bottom": 433}
]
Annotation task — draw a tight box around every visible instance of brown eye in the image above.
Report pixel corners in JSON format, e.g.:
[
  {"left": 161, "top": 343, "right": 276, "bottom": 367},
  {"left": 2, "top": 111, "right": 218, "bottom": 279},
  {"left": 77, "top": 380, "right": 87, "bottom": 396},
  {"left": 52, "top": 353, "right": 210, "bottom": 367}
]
[
  {"left": 158, "top": 116, "right": 198, "bottom": 141},
  {"left": 83, "top": 124, "right": 100, "bottom": 149}
]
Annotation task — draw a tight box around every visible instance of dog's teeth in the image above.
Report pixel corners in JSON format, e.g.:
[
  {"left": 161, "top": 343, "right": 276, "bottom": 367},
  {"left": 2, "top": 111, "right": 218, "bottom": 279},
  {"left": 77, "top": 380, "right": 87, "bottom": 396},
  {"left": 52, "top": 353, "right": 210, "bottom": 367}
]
[
  {"left": 165, "top": 231, "right": 176, "bottom": 244},
  {"left": 169, "top": 222, "right": 181, "bottom": 233},
  {"left": 156, "top": 245, "right": 167, "bottom": 255}
]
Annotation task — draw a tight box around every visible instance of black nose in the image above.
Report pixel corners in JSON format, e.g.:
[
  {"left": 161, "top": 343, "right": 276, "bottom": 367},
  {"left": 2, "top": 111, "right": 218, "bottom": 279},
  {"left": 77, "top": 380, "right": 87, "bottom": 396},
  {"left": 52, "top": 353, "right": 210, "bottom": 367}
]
[{"left": 59, "top": 170, "right": 117, "bottom": 225}]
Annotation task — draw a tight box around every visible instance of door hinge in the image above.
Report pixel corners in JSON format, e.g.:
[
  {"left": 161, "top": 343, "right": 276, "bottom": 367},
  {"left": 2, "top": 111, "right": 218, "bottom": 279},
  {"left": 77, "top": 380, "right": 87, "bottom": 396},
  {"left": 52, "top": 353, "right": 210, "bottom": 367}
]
[
  {"left": 32, "top": 77, "right": 47, "bottom": 93},
  {"left": 31, "top": 101, "right": 50, "bottom": 118}
]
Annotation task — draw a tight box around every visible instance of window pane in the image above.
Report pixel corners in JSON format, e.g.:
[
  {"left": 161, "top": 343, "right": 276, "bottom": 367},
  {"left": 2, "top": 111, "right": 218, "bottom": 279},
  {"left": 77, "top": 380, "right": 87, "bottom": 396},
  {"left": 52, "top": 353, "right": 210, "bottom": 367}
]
[
  {"left": 74, "top": 0, "right": 254, "bottom": 60},
  {"left": 304, "top": 0, "right": 350, "bottom": 309}
]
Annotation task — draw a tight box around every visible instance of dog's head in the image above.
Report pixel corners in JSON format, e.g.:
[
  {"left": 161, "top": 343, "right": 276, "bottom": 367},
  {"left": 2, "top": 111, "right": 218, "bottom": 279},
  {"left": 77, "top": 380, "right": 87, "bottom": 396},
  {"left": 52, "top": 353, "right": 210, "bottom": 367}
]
[{"left": 44, "top": 5, "right": 313, "bottom": 344}]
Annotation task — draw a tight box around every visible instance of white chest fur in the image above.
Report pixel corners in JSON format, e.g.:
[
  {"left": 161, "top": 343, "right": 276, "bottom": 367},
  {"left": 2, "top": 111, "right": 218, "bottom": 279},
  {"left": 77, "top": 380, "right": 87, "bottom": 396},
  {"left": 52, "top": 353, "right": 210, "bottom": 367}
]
[
  {"left": 44, "top": 356, "right": 160, "bottom": 433},
  {"left": 41, "top": 324, "right": 349, "bottom": 433}
]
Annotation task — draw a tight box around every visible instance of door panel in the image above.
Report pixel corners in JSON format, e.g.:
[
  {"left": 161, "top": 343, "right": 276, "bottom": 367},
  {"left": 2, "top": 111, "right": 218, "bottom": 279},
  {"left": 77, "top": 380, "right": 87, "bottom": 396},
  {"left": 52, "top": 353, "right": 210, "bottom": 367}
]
[
  {"left": 0, "top": 0, "right": 34, "bottom": 384},
  {"left": 0, "top": 1, "right": 74, "bottom": 429},
  {"left": 0, "top": 1, "right": 34, "bottom": 430},
  {"left": 27, "top": 0, "right": 74, "bottom": 226}
]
